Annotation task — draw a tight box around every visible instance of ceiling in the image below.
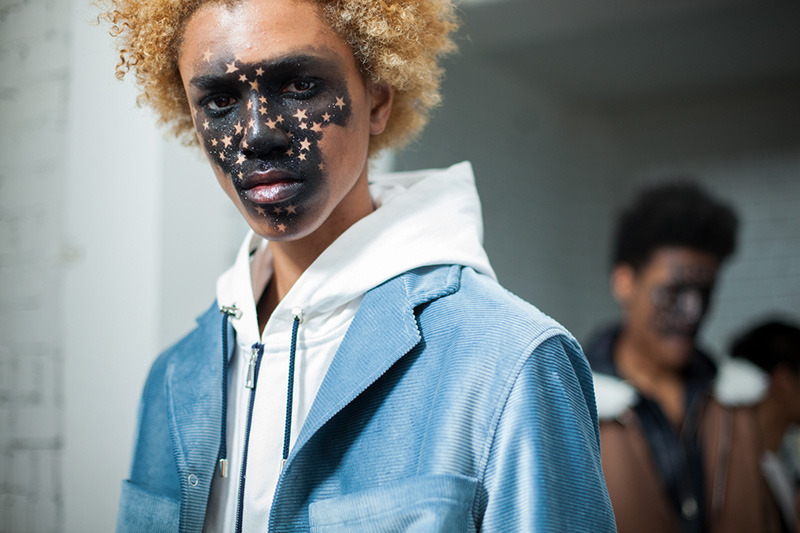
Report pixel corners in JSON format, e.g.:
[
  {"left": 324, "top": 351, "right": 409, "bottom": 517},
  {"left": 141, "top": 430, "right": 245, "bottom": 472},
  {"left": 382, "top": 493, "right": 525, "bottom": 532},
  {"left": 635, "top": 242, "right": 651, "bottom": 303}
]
[{"left": 458, "top": 0, "right": 800, "bottom": 103}]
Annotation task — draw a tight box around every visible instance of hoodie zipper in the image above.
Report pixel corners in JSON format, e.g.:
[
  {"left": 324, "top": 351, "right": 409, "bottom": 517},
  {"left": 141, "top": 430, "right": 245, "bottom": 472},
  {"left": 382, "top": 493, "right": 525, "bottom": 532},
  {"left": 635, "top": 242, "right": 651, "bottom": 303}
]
[{"left": 235, "top": 342, "right": 264, "bottom": 533}]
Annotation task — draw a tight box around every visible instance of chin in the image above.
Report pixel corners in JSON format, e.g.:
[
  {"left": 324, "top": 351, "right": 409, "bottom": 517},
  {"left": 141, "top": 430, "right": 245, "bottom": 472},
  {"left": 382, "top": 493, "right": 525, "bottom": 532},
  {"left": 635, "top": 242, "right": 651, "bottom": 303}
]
[{"left": 659, "top": 335, "right": 696, "bottom": 369}]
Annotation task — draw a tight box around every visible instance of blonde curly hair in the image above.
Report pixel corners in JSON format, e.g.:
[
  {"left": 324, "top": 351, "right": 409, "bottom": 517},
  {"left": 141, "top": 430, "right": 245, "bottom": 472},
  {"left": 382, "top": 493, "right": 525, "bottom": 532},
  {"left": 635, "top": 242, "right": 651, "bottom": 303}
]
[{"left": 101, "top": 0, "right": 459, "bottom": 155}]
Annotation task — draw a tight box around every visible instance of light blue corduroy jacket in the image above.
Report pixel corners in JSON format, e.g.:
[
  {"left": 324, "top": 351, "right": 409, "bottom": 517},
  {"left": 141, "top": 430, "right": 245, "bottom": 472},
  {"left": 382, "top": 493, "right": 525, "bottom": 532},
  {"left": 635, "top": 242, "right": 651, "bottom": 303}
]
[{"left": 117, "top": 264, "right": 616, "bottom": 532}]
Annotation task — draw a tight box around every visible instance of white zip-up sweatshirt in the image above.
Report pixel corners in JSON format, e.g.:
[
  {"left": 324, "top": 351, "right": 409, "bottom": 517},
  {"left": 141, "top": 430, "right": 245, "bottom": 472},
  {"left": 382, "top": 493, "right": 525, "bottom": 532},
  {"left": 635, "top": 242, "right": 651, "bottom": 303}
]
[{"left": 204, "top": 161, "right": 495, "bottom": 531}]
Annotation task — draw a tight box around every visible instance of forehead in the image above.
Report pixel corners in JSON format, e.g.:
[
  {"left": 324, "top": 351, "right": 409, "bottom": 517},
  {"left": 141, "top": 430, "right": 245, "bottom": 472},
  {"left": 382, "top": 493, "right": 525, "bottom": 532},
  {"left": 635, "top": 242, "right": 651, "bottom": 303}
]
[
  {"left": 641, "top": 246, "right": 719, "bottom": 284},
  {"left": 180, "top": 0, "right": 349, "bottom": 68}
]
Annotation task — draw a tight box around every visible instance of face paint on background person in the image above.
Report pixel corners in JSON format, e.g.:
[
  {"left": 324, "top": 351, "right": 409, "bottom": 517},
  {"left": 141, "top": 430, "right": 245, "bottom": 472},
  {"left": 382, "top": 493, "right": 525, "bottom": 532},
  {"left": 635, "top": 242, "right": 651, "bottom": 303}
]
[
  {"left": 190, "top": 52, "right": 352, "bottom": 233},
  {"left": 649, "top": 263, "right": 715, "bottom": 339}
]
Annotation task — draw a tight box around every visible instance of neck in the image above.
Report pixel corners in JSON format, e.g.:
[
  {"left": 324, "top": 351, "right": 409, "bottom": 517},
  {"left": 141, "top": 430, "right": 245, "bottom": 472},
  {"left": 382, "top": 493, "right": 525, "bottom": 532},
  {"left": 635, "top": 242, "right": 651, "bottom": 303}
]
[
  {"left": 756, "top": 396, "right": 789, "bottom": 452},
  {"left": 615, "top": 329, "right": 687, "bottom": 427}
]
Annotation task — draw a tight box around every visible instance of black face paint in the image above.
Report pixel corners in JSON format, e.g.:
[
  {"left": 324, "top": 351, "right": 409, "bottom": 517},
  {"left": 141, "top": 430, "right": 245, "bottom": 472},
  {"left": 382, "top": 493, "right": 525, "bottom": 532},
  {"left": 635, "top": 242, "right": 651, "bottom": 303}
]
[
  {"left": 189, "top": 53, "right": 352, "bottom": 233},
  {"left": 650, "top": 263, "right": 715, "bottom": 338}
]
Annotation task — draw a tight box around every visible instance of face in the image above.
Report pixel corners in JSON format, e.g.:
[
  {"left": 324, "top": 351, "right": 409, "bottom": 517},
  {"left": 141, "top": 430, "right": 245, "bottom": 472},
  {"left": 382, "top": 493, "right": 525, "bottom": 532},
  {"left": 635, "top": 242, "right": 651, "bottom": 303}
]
[
  {"left": 613, "top": 247, "right": 720, "bottom": 370},
  {"left": 178, "top": 0, "right": 392, "bottom": 242}
]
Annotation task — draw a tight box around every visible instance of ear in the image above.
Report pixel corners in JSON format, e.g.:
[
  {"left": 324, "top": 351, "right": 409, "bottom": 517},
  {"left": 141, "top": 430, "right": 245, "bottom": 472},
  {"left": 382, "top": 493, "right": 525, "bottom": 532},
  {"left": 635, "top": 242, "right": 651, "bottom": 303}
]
[
  {"left": 611, "top": 264, "right": 635, "bottom": 304},
  {"left": 368, "top": 81, "right": 394, "bottom": 135}
]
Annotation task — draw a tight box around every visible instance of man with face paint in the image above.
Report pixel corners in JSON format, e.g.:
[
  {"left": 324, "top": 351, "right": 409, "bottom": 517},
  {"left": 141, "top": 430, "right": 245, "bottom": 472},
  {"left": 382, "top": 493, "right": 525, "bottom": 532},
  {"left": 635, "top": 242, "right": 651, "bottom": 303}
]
[
  {"left": 585, "top": 181, "right": 744, "bottom": 532},
  {"left": 103, "top": 0, "right": 616, "bottom": 531}
]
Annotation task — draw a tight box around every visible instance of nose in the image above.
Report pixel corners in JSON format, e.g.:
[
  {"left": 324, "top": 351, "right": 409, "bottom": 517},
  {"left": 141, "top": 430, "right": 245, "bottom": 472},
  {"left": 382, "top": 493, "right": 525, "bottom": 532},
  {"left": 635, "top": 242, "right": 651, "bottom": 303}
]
[{"left": 240, "top": 99, "right": 289, "bottom": 160}]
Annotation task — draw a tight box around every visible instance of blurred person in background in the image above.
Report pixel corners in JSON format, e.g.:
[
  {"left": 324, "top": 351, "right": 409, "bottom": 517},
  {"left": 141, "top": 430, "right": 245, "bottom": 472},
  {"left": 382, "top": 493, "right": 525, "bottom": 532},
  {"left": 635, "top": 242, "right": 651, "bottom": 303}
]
[
  {"left": 585, "top": 181, "right": 740, "bottom": 532},
  {"left": 713, "top": 318, "right": 800, "bottom": 533}
]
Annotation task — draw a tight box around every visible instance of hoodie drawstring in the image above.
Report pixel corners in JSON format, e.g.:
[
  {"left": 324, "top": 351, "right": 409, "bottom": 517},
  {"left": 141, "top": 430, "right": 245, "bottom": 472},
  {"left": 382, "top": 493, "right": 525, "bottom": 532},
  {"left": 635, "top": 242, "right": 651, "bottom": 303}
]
[{"left": 282, "top": 307, "right": 303, "bottom": 470}]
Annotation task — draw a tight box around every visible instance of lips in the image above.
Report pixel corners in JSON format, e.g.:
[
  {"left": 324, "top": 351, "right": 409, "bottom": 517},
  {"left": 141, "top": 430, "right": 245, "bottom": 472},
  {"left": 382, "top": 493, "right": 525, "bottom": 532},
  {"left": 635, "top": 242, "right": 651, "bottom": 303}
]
[{"left": 238, "top": 169, "right": 303, "bottom": 204}]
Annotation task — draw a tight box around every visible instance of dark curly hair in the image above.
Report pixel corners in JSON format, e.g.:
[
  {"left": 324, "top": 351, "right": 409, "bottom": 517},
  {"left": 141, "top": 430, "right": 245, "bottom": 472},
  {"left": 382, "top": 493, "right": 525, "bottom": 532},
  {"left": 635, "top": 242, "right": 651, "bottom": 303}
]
[
  {"left": 612, "top": 180, "right": 739, "bottom": 270},
  {"left": 731, "top": 318, "right": 800, "bottom": 373}
]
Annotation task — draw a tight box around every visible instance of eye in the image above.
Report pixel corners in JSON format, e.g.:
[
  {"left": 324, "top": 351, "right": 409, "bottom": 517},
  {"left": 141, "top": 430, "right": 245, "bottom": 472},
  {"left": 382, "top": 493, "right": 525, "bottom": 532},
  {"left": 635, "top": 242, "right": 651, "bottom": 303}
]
[
  {"left": 280, "top": 79, "right": 318, "bottom": 97},
  {"left": 202, "top": 94, "right": 238, "bottom": 111}
]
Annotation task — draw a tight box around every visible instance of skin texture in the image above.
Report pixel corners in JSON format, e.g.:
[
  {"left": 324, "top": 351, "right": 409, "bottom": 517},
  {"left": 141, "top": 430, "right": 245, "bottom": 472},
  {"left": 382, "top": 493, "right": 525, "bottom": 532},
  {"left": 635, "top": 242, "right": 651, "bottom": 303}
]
[
  {"left": 612, "top": 246, "right": 720, "bottom": 426},
  {"left": 178, "top": 0, "right": 393, "bottom": 319}
]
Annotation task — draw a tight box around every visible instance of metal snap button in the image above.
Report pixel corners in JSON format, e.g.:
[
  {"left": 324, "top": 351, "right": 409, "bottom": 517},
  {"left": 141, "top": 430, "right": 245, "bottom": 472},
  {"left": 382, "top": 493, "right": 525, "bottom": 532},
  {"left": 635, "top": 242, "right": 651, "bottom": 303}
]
[{"left": 188, "top": 474, "right": 198, "bottom": 487}]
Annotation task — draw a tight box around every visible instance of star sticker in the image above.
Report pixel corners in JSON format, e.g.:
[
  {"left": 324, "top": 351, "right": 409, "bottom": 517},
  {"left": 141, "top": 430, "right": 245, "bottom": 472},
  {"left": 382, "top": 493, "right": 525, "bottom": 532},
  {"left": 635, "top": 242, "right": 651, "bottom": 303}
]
[
  {"left": 293, "top": 108, "right": 307, "bottom": 121},
  {"left": 259, "top": 105, "right": 268, "bottom": 115},
  {"left": 275, "top": 115, "right": 284, "bottom": 124},
  {"left": 286, "top": 205, "right": 297, "bottom": 214},
  {"left": 225, "top": 61, "right": 238, "bottom": 73},
  {"left": 248, "top": 119, "right": 255, "bottom": 129},
  {"left": 202, "top": 119, "right": 210, "bottom": 130},
  {"left": 322, "top": 112, "right": 331, "bottom": 122},
  {"left": 255, "top": 67, "right": 264, "bottom": 76},
  {"left": 237, "top": 171, "right": 244, "bottom": 179},
  {"left": 334, "top": 97, "right": 345, "bottom": 109},
  {"left": 318, "top": 162, "right": 325, "bottom": 171},
  {"left": 310, "top": 122, "right": 323, "bottom": 132},
  {"left": 202, "top": 49, "right": 212, "bottom": 62},
  {"left": 221, "top": 135, "right": 232, "bottom": 147},
  {"left": 298, "top": 121, "right": 307, "bottom": 130},
  {"left": 210, "top": 138, "right": 218, "bottom": 147},
  {"left": 256, "top": 206, "right": 266, "bottom": 215},
  {"left": 249, "top": 79, "right": 259, "bottom": 91},
  {"left": 264, "top": 118, "right": 277, "bottom": 129},
  {"left": 219, "top": 152, "right": 226, "bottom": 161},
  {"left": 286, "top": 148, "right": 294, "bottom": 156},
  {"left": 239, "top": 74, "right": 248, "bottom": 83},
  {"left": 191, "top": 106, "right": 198, "bottom": 117},
  {"left": 259, "top": 95, "right": 267, "bottom": 104},
  {"left": 246, "top": 100, "right": 252, "bottom": 110},
  {"left": 273, "top": 207, "right": 283, "bottom": 214},
  {"left": 235, "top": 154, "right": 245, "bottom": 164},
  {"left": 277, "top": 223, "right": 286, "bottom": 232},
  {"left": 242, "top": 138, "right": 249, "bottom": 149},
  {"left": 234, "top": 122, "right": 243, "bottom": 134},
  {"left": 298, "top": 152, "right": 307, "bottom": 161},
  {"left": 299, "top": 138, "right": 311, "bottom": 151}
]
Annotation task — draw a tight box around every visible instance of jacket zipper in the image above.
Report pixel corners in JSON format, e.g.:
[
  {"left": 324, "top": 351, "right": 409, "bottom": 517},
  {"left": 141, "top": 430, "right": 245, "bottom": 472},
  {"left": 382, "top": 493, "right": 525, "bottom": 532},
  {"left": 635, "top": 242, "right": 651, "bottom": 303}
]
[{"left": 235, "top": 342, "right": 264, "bottom": 533}]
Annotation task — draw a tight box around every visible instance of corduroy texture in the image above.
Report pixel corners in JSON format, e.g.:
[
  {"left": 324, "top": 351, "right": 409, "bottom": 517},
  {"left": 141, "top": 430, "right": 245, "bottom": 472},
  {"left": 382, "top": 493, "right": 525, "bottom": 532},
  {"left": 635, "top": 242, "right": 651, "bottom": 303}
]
[{"left": 117, "top": 265, "right": 615, "bottom": 532}]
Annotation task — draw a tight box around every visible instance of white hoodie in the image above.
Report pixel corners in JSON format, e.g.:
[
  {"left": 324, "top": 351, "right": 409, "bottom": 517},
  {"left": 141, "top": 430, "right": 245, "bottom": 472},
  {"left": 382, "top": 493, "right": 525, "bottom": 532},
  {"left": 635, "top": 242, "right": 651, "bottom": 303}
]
[{"left": 204, "top": 161, "right": 495, "bottom": 532}]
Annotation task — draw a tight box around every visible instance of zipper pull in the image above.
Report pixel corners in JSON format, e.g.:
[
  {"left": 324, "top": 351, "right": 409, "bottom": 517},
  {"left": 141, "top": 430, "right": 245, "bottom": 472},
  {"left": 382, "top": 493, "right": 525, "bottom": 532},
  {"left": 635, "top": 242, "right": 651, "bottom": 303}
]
[{"left": 246, "top": 343, "right": 261, "bottom": 389}]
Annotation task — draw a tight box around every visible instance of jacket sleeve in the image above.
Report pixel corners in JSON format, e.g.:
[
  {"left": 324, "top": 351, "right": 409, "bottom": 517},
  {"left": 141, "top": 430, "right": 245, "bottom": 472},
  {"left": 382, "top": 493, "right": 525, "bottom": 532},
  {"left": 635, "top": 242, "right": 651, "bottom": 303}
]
[
  {"left": 116, "top": 353, "right": 181, "bottom": 532},
  {"left": 480, "top": 334, "right": 617, "bottom": 532}
]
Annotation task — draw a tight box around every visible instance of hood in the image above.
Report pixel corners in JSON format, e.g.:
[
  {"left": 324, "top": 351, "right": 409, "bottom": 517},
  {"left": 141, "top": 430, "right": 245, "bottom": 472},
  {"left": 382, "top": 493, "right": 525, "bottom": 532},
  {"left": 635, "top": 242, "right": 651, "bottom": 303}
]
[
  {"left": 713, "top": 357, "right": 770, "bottom": 407},
  {"left": 216, "top": 161, "right": 494, "bottom": 348}
]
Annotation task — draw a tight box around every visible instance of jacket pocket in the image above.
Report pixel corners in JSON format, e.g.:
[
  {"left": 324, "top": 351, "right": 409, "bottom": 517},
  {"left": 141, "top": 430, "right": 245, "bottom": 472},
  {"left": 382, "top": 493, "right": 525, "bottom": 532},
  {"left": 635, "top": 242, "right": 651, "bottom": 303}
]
[
  {"left": 116, "top": 479, "right": 179, "bottom": 533},
  {"left": 308, "top": 474, "right": 478, "bottom": 532}
]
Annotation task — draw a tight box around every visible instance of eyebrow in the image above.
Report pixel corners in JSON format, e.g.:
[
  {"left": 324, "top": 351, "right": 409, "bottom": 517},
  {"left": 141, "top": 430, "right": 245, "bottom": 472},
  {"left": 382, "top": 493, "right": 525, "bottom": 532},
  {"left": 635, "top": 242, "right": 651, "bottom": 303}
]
[{"left": 189, "top": 53, "right": 341, "bottom": 89}]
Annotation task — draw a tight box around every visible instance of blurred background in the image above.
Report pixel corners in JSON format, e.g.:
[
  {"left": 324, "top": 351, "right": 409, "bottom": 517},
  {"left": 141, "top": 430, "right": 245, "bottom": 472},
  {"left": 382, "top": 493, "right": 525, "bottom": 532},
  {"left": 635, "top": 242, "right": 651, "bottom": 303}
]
[{"left": 1, "top": 0, "right": 799, "bottom": 531}]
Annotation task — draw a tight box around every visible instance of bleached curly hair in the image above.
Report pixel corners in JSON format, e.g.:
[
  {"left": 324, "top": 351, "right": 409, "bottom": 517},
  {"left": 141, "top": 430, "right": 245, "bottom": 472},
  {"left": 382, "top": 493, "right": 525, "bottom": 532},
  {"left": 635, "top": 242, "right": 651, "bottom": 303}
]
[{"left": 101, "top": 0, "right": 459, "bottom": 155}]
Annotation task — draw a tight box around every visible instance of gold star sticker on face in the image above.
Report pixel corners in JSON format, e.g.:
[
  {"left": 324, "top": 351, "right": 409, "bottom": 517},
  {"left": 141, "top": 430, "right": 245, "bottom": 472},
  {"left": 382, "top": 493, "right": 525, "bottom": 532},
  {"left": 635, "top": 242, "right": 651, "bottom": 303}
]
[
  {"left": 298, "top": 121, "right": 307, "bottom": 130},
  {"left": 242, "top": 138, "right": 249, "bottom": 149},
  {"left": 310, "top": 122, "right": 322, "bottom": 132},
  {"left": 221, "top": 135, "right": 232, "bottom": 147},
  {"left": 219, "top": 152, "right": 226, "bottom": 161},
  {"left": 238, "top": 171, "right": 244, "bottom": 179},
  {"left": 255, "top": 67, "right": 264, "bottom": 76},
  {"left": 275, "top": 115, "right": 284, "bottom": 124},
  {"left": 265, "top": 118, "right": 277, "bottom": 129},
  {"left": 225, "top": 61, "right": 238, "bottom": 73},
  {"left": 286, "top": 148, "right": 294, "bottom": 156},
  {"left": 322, "top": 112, "right": 331, "bottom": 122},
  {"left": 191, "top": 106, "right": 198, "bottom": 117},
  {"left": 203, "top": 49, "right": 212, "bottom": 62},
  {"left": 334, "top": 97, "right": 345, "bottom": 109},
  {"left": 299, "top": 138, "right": 311, "bottom": 151},
  {"left": 246, "top": 100, "right": 252, "bottom": 110},
  {"left": 277, "top": 223, "right": 286, "bottom": 232},
  {"left": 259, "top": 95, "right": 267, "bottom": 104},
  {"left": 285, "top": 205, "right": 297, "bottom": 214},
  {"left": 234, "top": 122, "right": 243, "bottom": 134},
  {"left": 239, "top": 74, "right": 247, "bottom": 83},
  {"left": 298, "top": 152, "right": 307, "bottom": 161},
  {"left": 236, "top": 154, "right": 245, "bottom": 164},
  {"left": 293, "top": 108, "right": 307, "bottom": 121},
  {"left": 210, "top": 138, "right": 218, "bottom": 146},
  {"left": 249, "top": 79, "right": 259, "bottom": 91},
  {"left": 248, "top": 119, "right": 255, "bottom": 128},
  {"left": 256, "top": 206, "right": 266, "bottom": 215},
  {"left": 318, "top": 162, "right": 325, "bottom": 171},
  {"left": 259, "top": 106, "right": 268, "bottom": 115},
  {"left": 202, "top": 119, "right": 210, "bottom": 130},
  {"left": 273, "top": 207, "right": 283, "bottom": 214}
]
